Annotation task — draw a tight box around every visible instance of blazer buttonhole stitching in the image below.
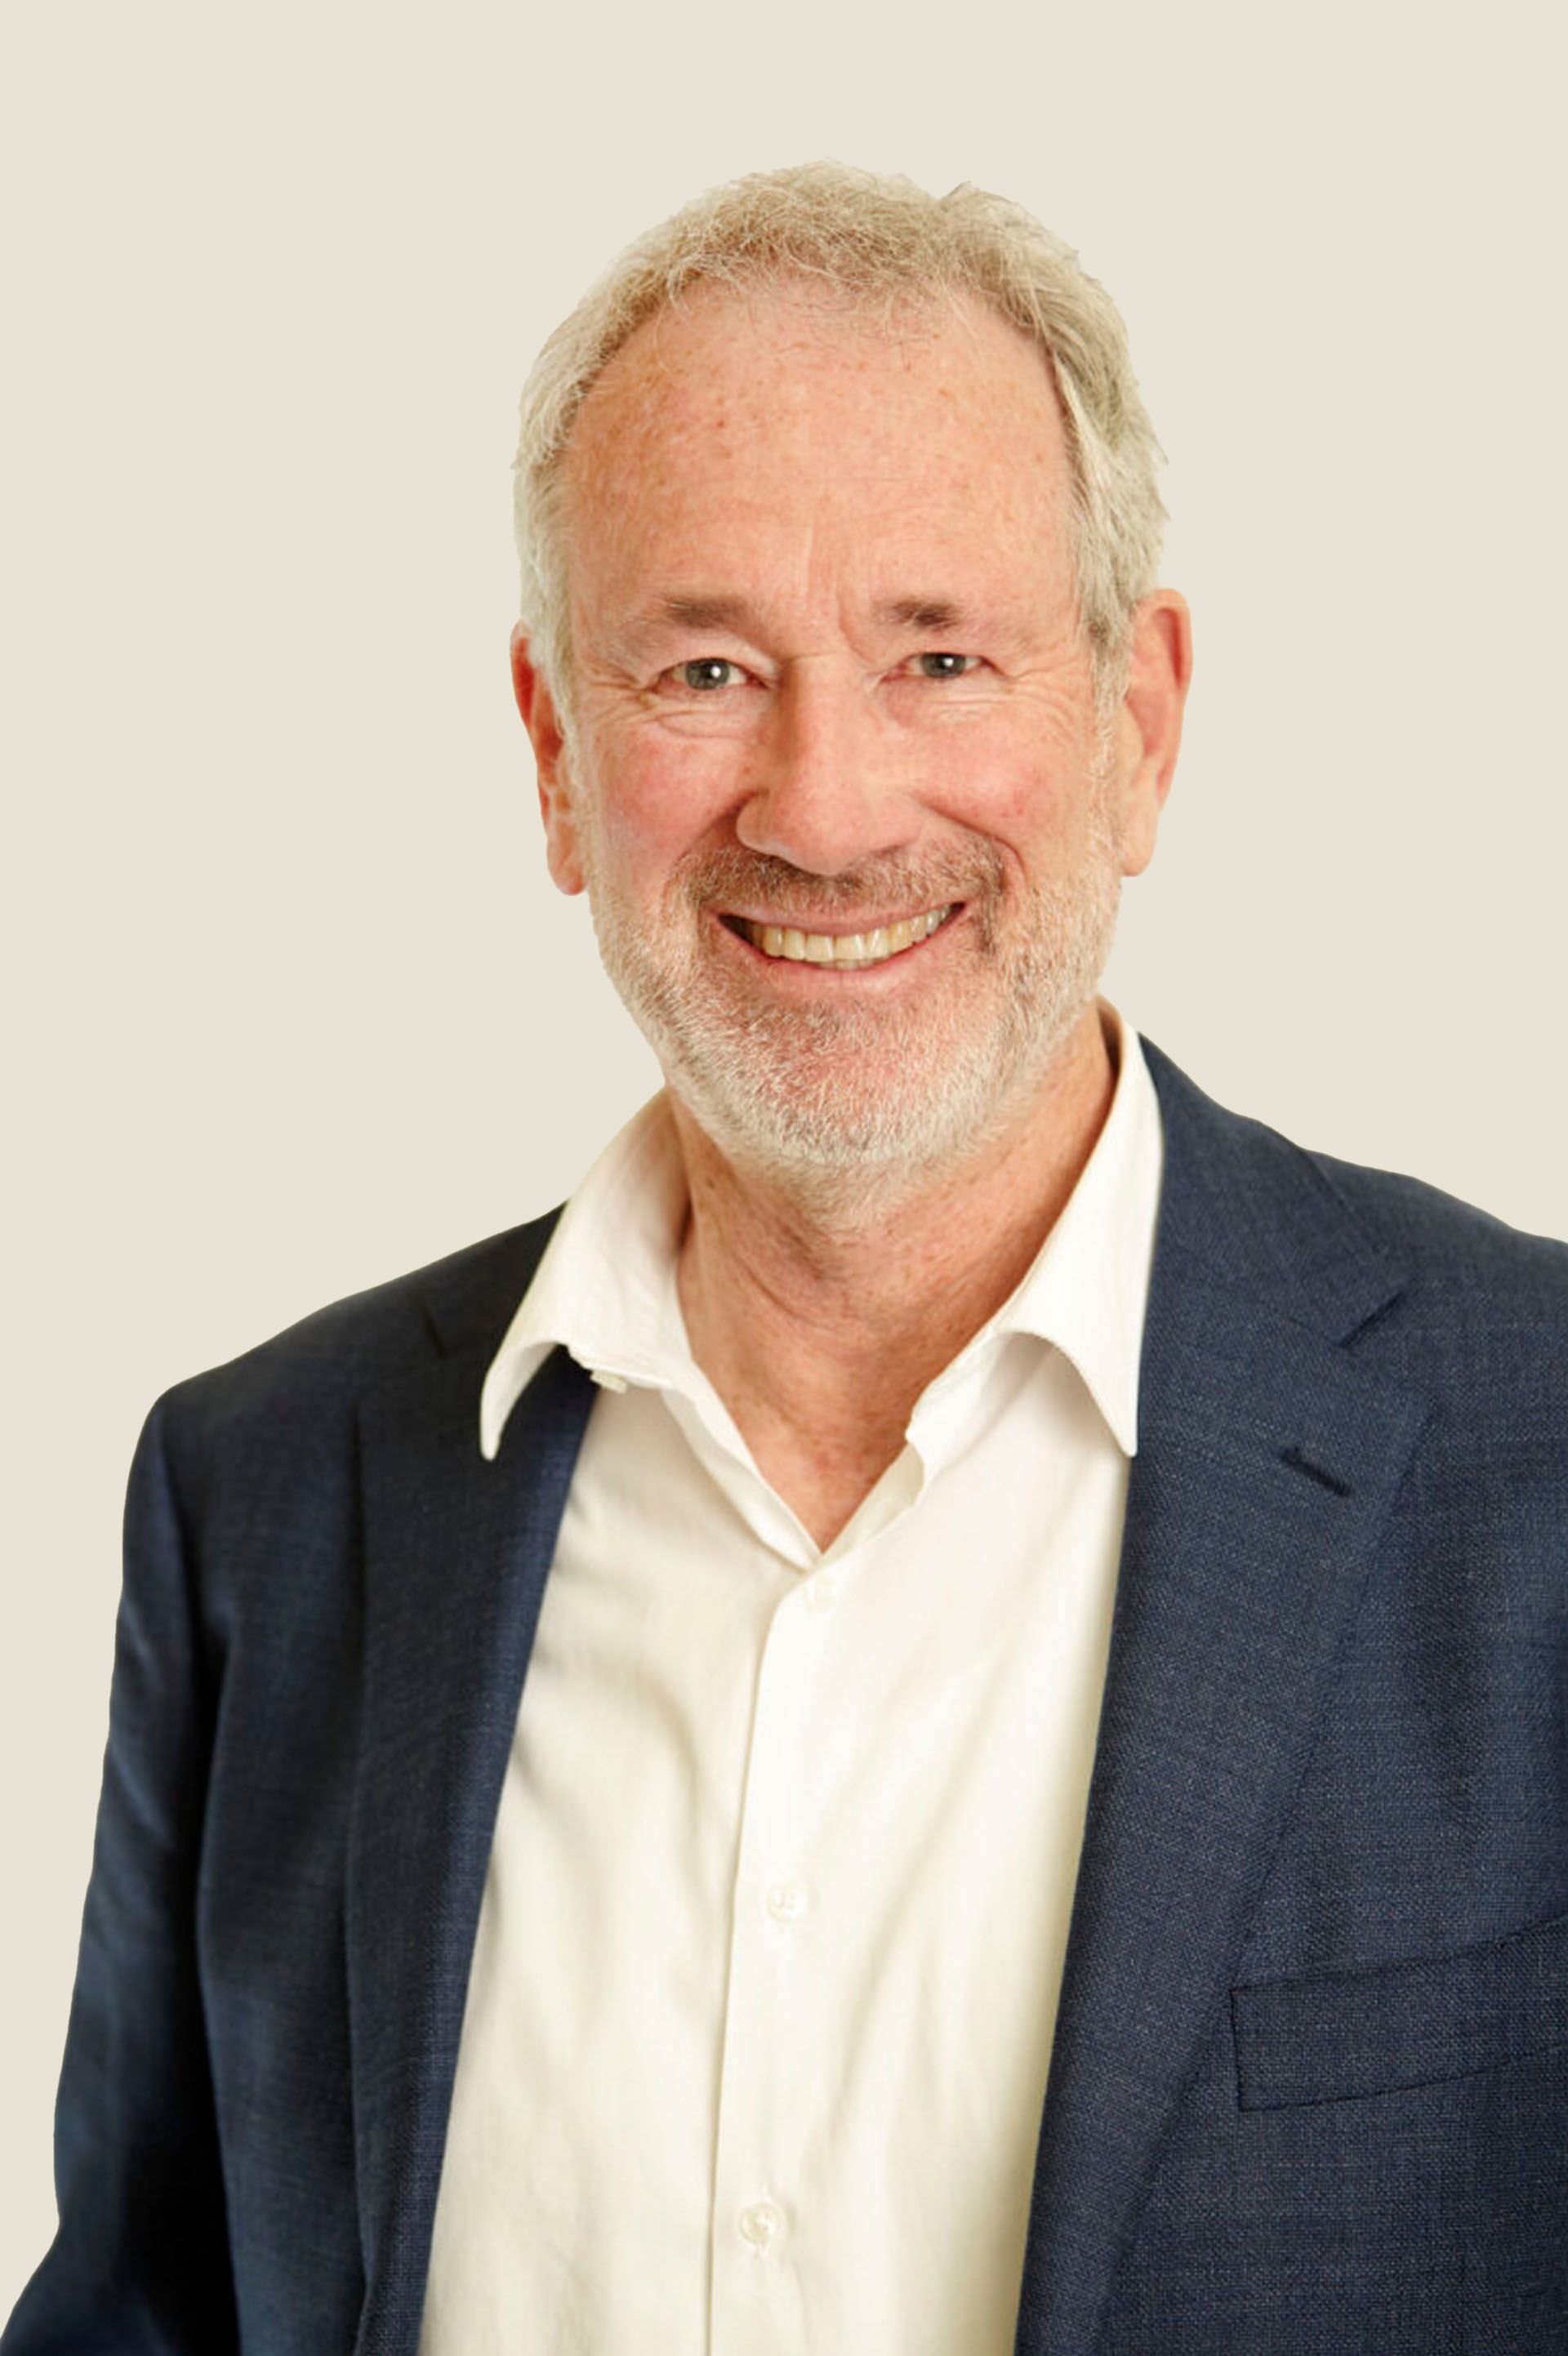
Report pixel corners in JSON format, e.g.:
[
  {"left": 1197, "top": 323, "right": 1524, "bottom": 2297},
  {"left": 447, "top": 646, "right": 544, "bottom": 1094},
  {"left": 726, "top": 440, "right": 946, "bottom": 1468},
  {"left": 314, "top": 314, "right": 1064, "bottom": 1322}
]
[{"left": 1280, "top": 1445, "right": 1354, "bottom": 1499}]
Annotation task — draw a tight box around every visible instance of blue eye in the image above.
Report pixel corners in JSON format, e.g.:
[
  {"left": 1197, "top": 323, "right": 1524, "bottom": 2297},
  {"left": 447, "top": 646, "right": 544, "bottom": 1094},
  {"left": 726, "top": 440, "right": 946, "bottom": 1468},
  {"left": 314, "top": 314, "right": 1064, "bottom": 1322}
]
[
  {"left": 916, "top": 651, "right": 976, "bottom": 679},
  {"left": 680, "top": 658, "right": 742, "bottom": 691}
]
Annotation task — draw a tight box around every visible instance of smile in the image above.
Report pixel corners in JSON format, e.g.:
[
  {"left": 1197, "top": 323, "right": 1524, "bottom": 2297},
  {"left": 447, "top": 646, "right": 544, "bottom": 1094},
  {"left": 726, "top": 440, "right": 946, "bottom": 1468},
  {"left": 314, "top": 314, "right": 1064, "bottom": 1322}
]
[{"left": 724, "top": 906, "right": 956, "bottom": 969}]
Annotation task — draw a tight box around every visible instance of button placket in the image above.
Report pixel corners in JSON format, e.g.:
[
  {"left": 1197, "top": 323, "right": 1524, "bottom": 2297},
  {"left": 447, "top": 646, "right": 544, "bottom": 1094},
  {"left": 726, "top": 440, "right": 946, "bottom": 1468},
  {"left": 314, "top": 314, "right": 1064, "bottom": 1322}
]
[
  {"left": 710, "top": 1579, "right": 827, "bottom": 2340},
  {"left": 738, "top": 2198, "right": 783, "bottom": 2252},
  {"left": 765, "top": 1878, "right": 808, "bottom": 1925}
]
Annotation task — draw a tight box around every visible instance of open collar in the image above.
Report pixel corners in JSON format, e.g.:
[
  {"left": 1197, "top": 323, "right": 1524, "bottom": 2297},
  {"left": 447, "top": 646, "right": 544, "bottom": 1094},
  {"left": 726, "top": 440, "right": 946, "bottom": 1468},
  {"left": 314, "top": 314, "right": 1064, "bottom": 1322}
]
[{"left": 478, "top": 1004, "right": 1161, "bottom": 1466}]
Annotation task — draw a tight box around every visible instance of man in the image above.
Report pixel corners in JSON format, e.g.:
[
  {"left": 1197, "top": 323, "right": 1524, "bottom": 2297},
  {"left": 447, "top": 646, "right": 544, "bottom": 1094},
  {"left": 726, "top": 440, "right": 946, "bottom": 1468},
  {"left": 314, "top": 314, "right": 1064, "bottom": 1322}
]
[{"left": 6, "top": 163, "right": 1566, "bottom": 2356}]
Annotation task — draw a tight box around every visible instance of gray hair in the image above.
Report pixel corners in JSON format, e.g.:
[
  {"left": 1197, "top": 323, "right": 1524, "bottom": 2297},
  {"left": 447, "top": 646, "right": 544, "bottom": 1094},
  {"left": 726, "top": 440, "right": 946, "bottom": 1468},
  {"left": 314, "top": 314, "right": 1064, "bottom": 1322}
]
[{"left": 513, "top": 161, "right": 1165, "bottom": 714}]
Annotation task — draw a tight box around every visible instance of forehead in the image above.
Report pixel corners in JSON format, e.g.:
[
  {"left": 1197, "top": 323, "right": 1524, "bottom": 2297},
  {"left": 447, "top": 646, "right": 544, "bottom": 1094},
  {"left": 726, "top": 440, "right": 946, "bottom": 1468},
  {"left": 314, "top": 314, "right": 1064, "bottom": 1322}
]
[{"left": 557, "top": 278, "right": 1076, "bottom": 624}]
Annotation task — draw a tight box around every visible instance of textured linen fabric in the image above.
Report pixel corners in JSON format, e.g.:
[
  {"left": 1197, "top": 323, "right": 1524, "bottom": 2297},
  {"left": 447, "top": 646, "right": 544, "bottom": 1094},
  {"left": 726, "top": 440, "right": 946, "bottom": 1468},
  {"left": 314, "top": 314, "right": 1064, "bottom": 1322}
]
[
  {"left": 418, "top": 1008, "right": 1163, "bottom": 2356},
  {"left": 7, "top": 1040, "right": 1566, "bottom": 2356}
]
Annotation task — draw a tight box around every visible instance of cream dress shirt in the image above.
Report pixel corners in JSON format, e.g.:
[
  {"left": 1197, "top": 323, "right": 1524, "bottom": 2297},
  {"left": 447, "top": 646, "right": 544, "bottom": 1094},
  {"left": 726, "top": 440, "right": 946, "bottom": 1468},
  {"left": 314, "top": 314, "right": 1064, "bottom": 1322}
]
[{"left": 419, "top": 1006, "right": 1164, "bottom": 2356}]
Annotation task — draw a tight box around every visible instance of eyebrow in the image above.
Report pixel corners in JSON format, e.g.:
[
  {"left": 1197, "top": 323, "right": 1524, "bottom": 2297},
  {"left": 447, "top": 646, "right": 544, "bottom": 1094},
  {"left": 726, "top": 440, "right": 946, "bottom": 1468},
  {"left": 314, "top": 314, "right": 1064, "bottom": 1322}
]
[
  {"left": 626, "top": 592, "right": 992, "bottom": 644},
  {"left": 640, "top": 594, "right": 755, "bottom": 635},
  {"left": 878, "top": 596, "right": 969, "bottom": 635}
]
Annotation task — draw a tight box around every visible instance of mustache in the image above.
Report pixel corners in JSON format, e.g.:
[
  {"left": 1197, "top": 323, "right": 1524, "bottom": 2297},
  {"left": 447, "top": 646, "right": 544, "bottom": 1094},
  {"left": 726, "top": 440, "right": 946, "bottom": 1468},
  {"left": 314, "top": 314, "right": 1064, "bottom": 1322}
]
[{"left": 674, "top": 844, "right": 1006, "bottom": 920}]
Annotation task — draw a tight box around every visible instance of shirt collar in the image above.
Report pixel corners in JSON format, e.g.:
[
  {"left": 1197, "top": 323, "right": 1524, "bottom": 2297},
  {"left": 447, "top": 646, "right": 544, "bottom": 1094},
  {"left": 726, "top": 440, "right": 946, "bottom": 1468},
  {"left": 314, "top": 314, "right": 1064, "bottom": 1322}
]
[
  {"left": 918, "top": 1008, "right": 1162, "bottom": 1455},
  {"left": 479, "top": 1004, "right": 1163, "bottom": 1463}
]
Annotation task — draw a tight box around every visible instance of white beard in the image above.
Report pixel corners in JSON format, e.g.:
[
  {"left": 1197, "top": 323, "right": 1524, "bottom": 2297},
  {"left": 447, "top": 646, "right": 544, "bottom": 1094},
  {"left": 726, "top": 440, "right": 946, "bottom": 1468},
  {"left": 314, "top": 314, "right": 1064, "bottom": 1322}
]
[{"left": 576, "top": 767, "right": 1124, "bottom": 1207}]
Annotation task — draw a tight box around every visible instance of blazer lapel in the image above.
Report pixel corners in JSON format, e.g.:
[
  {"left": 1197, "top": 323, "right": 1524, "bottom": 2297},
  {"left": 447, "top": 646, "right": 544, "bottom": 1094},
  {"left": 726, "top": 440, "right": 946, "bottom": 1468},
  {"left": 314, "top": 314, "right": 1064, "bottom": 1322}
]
[
  {"left": 345, "top": 1332, "right": 595, "bottom": 2356},
  {"left": 335, "top": 1049, "right": 1432, "bottom": 2354},
  {"left": 1013, "top": 1048, "right": 1429, "bottom": 2354}
]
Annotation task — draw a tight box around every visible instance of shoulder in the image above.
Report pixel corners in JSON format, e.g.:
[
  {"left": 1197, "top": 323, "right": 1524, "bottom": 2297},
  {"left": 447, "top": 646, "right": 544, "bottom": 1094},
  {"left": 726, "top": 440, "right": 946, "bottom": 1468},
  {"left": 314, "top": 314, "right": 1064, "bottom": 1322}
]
[
  {"left": 1307, "top": 1147, "right": 1568, "bottom": 1323},
  {"left": 1140, "top": 1036, "right": 1568, "bottom": 1414},
  {"left": 151, "top": 1209, "right": 563, "bottom": 1483},
  {"left": 1301, "top": 1158, "right": 1568, "bottom": 1506}
]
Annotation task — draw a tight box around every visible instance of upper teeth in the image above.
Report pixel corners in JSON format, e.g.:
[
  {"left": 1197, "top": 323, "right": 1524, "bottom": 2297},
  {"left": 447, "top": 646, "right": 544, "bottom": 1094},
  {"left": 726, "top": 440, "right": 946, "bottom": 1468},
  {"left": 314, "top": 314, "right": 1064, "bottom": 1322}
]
[{"left": 735, "top": 906, "right": 952, "bottom": 968}]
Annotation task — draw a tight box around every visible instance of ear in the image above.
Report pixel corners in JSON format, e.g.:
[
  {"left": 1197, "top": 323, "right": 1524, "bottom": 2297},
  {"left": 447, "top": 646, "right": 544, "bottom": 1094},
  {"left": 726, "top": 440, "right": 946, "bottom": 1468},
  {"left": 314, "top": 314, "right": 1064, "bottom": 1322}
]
[
  {"left": 510, "top": 622, "right": 586, "bottom": 896},
  {"left": 1109, "top": 590, "right": 1193, "bottom": 878}
]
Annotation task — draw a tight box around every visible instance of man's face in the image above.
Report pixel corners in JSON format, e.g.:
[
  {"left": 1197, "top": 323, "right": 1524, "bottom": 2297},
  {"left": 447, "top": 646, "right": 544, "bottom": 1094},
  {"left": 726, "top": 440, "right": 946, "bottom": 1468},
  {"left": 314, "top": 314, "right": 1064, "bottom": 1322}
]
[{"left": 519, "top": 280, "right": 1182, "bottom": 1187}]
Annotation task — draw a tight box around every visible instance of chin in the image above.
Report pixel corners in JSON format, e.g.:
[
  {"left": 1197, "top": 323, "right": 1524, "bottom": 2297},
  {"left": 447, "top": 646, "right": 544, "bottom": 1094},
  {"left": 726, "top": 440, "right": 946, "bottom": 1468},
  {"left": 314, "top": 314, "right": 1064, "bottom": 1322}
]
[
  {"left": 663, "top": 1007, "right": 1092, "bottom": 1202},
  {"left": 590, "top": 856, "right": 1121, "bottom": 1197}
]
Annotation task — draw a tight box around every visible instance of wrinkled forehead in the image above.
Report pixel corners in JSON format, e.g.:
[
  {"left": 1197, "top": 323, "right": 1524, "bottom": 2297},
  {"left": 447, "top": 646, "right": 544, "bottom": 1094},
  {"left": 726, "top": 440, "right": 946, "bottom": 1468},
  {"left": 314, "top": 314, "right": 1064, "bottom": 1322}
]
[{"left": 556, "top": 275, "right": 1076, "bottom": 604}]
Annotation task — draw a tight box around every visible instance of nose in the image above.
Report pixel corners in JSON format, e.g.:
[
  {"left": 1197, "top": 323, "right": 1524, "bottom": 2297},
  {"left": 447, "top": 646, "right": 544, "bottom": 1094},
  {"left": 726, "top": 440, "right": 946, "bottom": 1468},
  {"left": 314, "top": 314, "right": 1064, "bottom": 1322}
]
[{"left": 733, "top": 661, "right": 921, "bottom": 876}]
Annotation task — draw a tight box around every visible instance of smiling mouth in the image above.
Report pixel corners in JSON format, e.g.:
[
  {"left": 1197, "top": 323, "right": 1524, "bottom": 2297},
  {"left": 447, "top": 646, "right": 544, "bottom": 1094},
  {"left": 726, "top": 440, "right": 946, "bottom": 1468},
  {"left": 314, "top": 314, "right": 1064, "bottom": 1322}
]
[{"left": 724, "top": 905, "right": 956, "bottom": 969}]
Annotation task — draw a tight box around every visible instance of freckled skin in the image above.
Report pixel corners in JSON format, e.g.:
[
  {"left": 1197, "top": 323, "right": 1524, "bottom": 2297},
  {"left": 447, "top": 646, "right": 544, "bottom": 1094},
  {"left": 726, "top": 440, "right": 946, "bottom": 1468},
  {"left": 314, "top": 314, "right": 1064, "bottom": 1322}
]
[
  {"left": 539, "top": 284, "right": 1141, "bottom": 909},
  {"left": 510, "top": 278, "right": 1192, "bottom": 1543}
]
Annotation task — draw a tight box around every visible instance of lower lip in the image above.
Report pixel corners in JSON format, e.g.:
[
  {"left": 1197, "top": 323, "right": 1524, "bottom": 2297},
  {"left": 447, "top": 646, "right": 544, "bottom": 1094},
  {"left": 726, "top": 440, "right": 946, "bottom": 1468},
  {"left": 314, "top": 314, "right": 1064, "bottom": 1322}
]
[{"left": 712, "top": 907, "right": 967, "bottom": 982}]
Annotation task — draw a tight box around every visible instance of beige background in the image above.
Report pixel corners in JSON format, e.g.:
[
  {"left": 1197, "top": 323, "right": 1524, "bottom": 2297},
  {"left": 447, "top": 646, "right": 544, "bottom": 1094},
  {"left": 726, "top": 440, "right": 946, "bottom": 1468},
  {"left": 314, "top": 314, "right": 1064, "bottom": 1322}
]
[{"left": 3, "top": 0, "right": 1564, "bottom": 2308}]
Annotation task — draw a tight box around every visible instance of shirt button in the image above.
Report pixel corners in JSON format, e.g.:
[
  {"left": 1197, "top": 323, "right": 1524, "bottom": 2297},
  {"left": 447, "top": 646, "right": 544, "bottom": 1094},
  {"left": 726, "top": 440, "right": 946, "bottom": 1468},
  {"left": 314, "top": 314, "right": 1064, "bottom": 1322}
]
[
  {"left": 739, "top": 2200, "right": 782, "bottom": 2251},
  {"left": 766, "top": 1880, "right": 808, "bottom": 1924},
  {"left": 802, "top": 1572, "right": 839, "bottom": 1613}
]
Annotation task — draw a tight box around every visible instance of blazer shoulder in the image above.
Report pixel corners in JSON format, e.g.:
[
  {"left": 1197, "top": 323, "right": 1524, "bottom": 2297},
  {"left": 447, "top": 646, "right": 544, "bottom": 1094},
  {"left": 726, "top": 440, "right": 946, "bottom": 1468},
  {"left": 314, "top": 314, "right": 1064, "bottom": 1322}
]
[
  {"left": 1304, "top": 1147, "right": 1568, "bottom": 1328},
  {"left": 154, "top": 1209, "right": 564, "bottom": 1467},
  {"left": 1143, "top": 1034, "right": 1567, "bottom": 1326},
  {"left": 1142, "top": 1034, "right": 1568, "bottom": 1427}
]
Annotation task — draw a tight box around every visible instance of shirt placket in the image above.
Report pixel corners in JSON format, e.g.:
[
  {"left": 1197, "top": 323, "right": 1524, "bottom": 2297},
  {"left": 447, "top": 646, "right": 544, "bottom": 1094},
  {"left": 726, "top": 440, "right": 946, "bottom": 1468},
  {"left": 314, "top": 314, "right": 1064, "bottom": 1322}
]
[{"left": 708, "top": 1560, "right": 844, "bottom": 2351}]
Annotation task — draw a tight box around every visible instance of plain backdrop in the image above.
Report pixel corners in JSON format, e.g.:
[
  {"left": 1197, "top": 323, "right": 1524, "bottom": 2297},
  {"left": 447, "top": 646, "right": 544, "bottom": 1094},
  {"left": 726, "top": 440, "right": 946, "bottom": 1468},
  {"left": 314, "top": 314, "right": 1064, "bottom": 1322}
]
[{"left": 3, "top": 0, "right": 1564, "bottom": 2307}]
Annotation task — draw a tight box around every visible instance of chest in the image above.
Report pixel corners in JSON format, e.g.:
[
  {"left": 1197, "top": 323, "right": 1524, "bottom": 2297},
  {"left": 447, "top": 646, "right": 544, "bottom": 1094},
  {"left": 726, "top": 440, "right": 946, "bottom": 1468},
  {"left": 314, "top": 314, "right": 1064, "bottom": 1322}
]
[{"left": 420, "top": 1365, "right": 1130, "bottom": 2353}]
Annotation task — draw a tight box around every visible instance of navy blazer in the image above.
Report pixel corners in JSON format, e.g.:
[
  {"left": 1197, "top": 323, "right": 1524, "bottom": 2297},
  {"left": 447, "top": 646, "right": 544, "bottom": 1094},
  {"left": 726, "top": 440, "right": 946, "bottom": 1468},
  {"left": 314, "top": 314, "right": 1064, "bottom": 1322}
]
[{"left": 7, "top": 1041, "right": 1567, "bottom": 2354}]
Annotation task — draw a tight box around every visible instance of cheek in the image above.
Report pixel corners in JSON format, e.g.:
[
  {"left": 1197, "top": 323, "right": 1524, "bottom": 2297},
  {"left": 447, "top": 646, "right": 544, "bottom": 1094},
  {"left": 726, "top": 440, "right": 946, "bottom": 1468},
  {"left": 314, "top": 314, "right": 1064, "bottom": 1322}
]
[
  {"left": 937, "top": 743, "right": 1080, "bottom": 875},
  {"left": 584, "top": 731, "right": 742, "bottom": 890},
  {"left": 968, "top": 710, "right": 1112, "bottom": 867}
]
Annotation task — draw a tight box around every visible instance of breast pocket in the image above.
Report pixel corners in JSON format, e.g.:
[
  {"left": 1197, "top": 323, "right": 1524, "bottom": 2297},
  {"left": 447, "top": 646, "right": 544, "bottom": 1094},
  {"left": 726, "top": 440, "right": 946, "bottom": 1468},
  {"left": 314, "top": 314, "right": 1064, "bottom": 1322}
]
[{"left": 1230, "top": 1908, "right": 1568, "bottom": 2111}]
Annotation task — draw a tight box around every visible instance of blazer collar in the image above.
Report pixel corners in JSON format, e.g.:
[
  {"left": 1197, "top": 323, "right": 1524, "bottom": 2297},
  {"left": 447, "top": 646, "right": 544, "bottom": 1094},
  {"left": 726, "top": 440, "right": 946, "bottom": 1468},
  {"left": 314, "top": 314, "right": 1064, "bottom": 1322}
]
[{"left": 1011, "top": 1040, "right": 1428, "bottom": 2352}]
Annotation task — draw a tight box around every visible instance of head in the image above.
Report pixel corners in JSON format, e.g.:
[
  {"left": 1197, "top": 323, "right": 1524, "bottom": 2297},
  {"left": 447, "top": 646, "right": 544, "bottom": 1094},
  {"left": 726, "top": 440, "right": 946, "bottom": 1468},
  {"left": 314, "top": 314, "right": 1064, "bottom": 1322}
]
[
  {"left": 509, "top": 165, "right": 1191, "bottom": 1202},
  {"left": 516, "top": 164, "right": 1169, "bottom": 728}
]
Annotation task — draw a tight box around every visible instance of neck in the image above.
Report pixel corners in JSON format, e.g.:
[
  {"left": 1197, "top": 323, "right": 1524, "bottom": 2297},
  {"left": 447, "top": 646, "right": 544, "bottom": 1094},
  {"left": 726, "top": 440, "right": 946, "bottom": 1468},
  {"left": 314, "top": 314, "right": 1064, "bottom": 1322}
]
[{"left": 671, "top": 1002, "right": 1120, "bottom": 1544}]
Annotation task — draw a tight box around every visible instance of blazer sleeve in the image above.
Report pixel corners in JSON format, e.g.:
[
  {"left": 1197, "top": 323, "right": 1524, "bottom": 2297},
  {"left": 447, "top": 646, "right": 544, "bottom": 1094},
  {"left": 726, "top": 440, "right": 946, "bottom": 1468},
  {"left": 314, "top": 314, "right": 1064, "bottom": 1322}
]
[{"left": 2, "top": 1392, "right": 241, "bottom": 2354}]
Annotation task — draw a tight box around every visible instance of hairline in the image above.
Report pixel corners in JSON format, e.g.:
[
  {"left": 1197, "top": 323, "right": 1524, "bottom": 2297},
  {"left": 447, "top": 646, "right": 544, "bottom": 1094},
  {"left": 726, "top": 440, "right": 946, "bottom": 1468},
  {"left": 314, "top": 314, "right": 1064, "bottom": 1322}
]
[{"left": 514, "top": 172, "right": 1166, "bottom": 729}]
